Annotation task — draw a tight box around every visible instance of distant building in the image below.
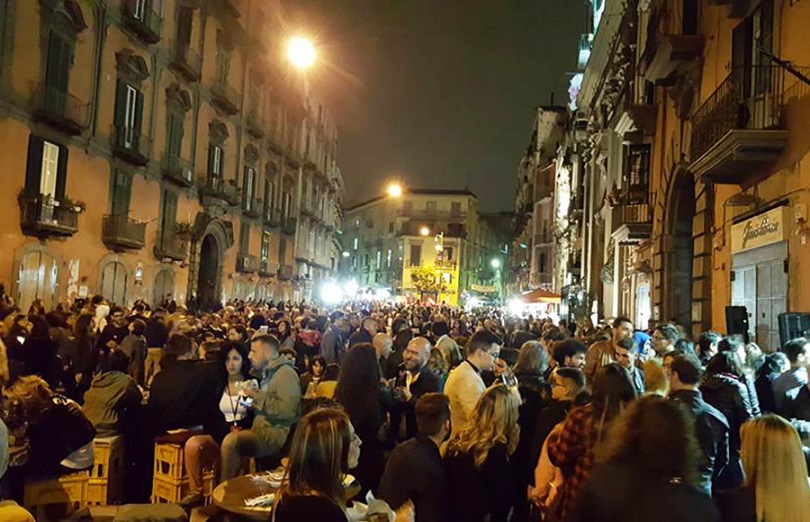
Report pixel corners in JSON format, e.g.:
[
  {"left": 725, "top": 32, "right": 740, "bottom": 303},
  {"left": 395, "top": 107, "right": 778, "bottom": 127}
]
[
  {"left": 0, "top": 0, "right": 344, "bottom": 311},
  {"left": 341, "top": 189, "right": 508, "bottom": 305},
  {"left": 509, "top": 107, "right": 568, "bottom": 296}
]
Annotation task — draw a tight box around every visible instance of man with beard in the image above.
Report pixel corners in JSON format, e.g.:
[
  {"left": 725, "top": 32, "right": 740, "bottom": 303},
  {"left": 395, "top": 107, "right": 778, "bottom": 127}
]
[
  {"left": 397, "top": 337, "right": 440, "bottom": 439},
  {"left": 584, "top": 316, "right": 634, "bottom": 381}
]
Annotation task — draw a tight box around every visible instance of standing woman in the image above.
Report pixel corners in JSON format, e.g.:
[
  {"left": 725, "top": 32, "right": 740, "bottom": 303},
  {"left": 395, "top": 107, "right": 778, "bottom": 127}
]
[
  {"left": 334, "top": 344, "right": 387, "bottom": 496},
  {"left": 547, "top": 363, "right": 636, "bottom": 520},
  {"left": 718, "top": 415, "right": 810, "bottom": 522},
  {"left": 273, "top": 408, "right": 362, "bottom": 521},
  {"left": 277, "top": 320, "right": 295, "bottom": 352},
  {"left": 445, "top": 384, "right": 521, "bottom": 522}
]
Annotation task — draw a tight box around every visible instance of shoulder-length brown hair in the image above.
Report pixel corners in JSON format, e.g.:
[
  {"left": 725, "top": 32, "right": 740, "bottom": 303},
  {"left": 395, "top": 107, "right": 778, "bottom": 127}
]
[{"left": 280, "top": 407, "right": 352, "bottom": 508}]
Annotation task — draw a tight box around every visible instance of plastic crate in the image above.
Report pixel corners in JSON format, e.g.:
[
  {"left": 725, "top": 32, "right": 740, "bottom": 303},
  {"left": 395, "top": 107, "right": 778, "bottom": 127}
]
[
  {"left": 24, "top": 471, "right": 89, "bottom": 520},
  {"left": 150, "top": 470, "right": 215, "bottom": 505},
  {"left": 154, "top": 442, "right": 184, "bottom": 479},
  {"left": 91, "top": 436, "right": 124, "bottom": 479},
  {"left": 87, "top": 478, "right": 108, "bottom": 506}
]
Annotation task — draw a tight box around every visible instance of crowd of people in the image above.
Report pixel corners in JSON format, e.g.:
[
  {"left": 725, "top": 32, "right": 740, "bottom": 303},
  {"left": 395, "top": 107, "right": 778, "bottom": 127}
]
[{"left": 0, "top": 285, "right": 810, "bottom": 521}]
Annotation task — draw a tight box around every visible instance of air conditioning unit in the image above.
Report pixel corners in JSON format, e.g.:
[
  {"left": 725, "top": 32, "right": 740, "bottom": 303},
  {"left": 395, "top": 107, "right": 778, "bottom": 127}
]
[
  {"left": 242, "top": 257, "right": 251, "bottom": 270},
  {"left": 182, "top": 168, "right": 193, "bottom": 184}
]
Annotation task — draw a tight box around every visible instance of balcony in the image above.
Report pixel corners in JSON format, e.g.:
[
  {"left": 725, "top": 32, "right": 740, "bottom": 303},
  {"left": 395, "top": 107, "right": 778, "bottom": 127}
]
[
  {"left": 264, "top": 207, "right": 281, "bottom": 227},
  {"left": 260, "top": 261, "right": 279, "bottom": 277},
  {"left": 161, "top": 153, "right": 194, "bottom": 187},
  {"left": 121, "top": 0, "right": 162, "bottom": 44},
  {"left": 30, "top": 83, "right": 89, "bottom": 135},
  {"left": 211, "top": 78, "right": 240, "bottom": 115},
  {"left": 153, "top": 230, "right": 188, "bottom": 261},
  {"left": 199, "top": 176, "right": 239, "bottom": 206},
  {"left": 277, "top": 264, "right": 294, "bottom": 280},
  {"left": 690, "top": 65, "right": 806, "bottom": 185},
  {"left": 282, "top": 217, "right": 297, "bottom": 235},
  {"left": 610, "top": 201, "right": 652, "bottom": 244},
  {"left": 111, "top": 125, "right": 151, "bottom": 166},
  {"left": 245, "top": 113, "right": 265, "bottom": 138},
  {"left": 242, "top": 196, "right": 261, "bottom": 219},
  {"left": 19, "top": 195, "right": 80, "bottom": 237},
  {"left": 285, "top": 148, "right": 304, "bottom": 169},
  {"left": 237, "top": 254, "right": 259, "bottom": 273},
  {"left": 644, "top": 34, "right": 703, "bottom": 84},
  {"left": 435, "top": 259, "right": 458, "bottom": 271},
  {"left": 102, "top": 214, "right": 146, "bottom": 250},
  {"left": 170, "top": 41, "right": 202, "bottom": 81},
  {"left": 397, "top": 208, "right": 468, "bottom": 219}
]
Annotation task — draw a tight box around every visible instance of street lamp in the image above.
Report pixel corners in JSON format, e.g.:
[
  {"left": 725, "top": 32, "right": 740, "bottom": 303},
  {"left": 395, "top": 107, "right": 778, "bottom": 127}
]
[
  {"left": 386, "top": 182, "right": 403, "bottom": 198},
  {"left": 287, "top": 36, "right": 317, "bottom": 70},
  {"left": 491, "top": 258, "right": 501, "bottom": 269},
  {"left": 419, "top": 226, "right": 430, "bottom": 236}
]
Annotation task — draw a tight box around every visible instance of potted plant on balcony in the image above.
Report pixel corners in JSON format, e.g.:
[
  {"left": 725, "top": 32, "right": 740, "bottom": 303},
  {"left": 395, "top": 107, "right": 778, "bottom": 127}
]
[
  {"left": 174, "top": 221, "right": 193, "bottom": 238},
  {"left": 59, "top": 195, "right": 87, "bottom": 213}
]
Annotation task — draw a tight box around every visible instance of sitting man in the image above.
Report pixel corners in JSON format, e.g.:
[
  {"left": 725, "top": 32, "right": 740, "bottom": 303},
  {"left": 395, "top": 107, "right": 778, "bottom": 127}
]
[
  {"left": 83, "top": 350, "right": 142, "bottom": 437},
  {"left": 378, "top": 393, "right": 450, "bottom": 522},
  {"left": 221, "top": 334, "right": 301, "bottom": 479}
]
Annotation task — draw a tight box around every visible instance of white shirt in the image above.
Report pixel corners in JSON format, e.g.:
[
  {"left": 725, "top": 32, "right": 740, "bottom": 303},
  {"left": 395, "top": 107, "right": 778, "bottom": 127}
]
[{"left": 219, "top": 389, "right": 249, "bottom": 424}]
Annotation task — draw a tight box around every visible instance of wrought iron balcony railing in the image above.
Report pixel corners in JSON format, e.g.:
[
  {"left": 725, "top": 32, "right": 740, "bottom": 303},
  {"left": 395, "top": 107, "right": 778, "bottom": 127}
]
[
  {"left": 112, "top": 125, "right": 151, "bottom": 166},
  {"left": 170, "top": 41, "right": 202, "bottom": 81},
  {"left": 19, "top": 194, "right": 80, "bottom": 237},
  {"left": 30, "top": 83, "right": 89, "bottom": 135},
  {"left": 121, "top": 0, "right": 162, "bottom": 44},
  {"left": 102, "top": 214, "right": 146, "bottom": 250}
]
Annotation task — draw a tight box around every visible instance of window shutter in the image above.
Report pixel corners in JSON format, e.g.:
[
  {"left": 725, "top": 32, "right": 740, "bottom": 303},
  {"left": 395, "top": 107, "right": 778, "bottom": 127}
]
[
  {"left": 732, "top": 18, "right": 753, "bottom": 96},
  {"left": 207, "top": 144, "right": 215, "bottom": 177},
  {"left": 25, "top": 135, "right": 45, "bottom": 196},
  {"left": 55, "top": 143, "right": 69, "bottom": 200},
  {"left": 114, "top": 80, "right": 127, "bottom": 128},
  {"left": 173, "top": 113, "right": 185, "bottom": 155},
  {"left": 761, "top": 0, "right": 773, "bottom": 53},
  {"left": 134, "top": 89, "right": 145, "bottom": 137}
]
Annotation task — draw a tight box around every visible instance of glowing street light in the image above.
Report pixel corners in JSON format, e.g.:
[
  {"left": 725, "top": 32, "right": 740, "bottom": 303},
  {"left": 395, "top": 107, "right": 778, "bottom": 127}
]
[
  {"left": 287, "top": 36, "right": 316, "bottom": 70},
  {"left": 386, "top": 182, "right": 403, "bottom": 198},
  {"left": 420, "top": 226, "right": 430, "bottom": 236},
  {"left": 491, "top": 258, "right": 501, "bottom": 269}
]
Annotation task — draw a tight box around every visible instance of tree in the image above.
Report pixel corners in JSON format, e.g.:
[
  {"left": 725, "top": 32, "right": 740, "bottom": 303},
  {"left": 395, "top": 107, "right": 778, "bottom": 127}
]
[{"left": 410, "top": 265, "right": 447, "bottom": 299}]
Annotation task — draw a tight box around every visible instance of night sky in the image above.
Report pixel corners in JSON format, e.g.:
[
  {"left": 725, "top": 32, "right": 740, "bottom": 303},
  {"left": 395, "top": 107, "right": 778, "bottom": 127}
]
[{"left": 286, "top": 0, "right": 586, "bottom": 212}]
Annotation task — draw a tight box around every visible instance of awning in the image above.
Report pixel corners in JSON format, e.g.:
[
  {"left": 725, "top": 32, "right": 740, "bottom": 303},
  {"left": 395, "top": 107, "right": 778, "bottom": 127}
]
[{"left": 518, "top": 288, "right": 561, "bottom": 304}]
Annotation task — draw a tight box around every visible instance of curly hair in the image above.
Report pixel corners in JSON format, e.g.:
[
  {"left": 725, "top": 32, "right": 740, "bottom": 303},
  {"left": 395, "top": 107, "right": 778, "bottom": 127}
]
[
  {"left": 446, "top": 384, "right": 521, "bottom": 468},
  {"left": 596, "top": 395, "right": 700, "bottom": 486}
]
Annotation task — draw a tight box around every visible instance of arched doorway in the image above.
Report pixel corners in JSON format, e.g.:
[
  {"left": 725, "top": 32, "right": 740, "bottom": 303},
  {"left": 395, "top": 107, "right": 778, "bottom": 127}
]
[
  {"left": 17, "top": 250, "right": 58, "bottom": 312},
  {"left": 153, "top": 268, "right": 175, "bottom": 307},
  {"left": 100, "top": 261, "right": 128, "bottom": 306},
  {"left": 665, "top": 169, "right": 696, "bottom": 328},
  {"left": 197, "top": 234, "right": 221, "bottom": 310}
]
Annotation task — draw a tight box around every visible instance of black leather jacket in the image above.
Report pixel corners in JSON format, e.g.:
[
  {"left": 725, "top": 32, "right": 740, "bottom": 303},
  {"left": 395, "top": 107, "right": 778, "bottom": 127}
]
[
  {"left": 670, "top": 389, "right": 730, "bottom": 496},
  {"left": 700, "top": 373, "right": 754, "bottom": 446}
]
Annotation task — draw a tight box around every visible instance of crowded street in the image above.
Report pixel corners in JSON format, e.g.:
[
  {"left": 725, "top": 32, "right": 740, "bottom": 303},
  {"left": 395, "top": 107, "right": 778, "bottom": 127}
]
[{"left": 2, "top": 0, "right": 810, "bottom": 520}]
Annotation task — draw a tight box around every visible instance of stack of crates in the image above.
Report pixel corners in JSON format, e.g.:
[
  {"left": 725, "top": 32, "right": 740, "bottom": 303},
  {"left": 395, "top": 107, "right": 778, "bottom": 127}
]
[
  {"left": 88, "top": 436, "right": 125, "bottom": 506},
  {"left": 151, "top": 440, "right": 215, "bottom": 504},
  {"left": 24, "top": 470, "right": 89, "bottom": 520}
]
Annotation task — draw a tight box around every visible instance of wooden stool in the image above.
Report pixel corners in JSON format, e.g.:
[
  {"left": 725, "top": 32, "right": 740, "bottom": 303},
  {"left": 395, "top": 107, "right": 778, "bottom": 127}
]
[
  {"left": 152, "top": 433, "right": 215, "bottom": 505},
  {"left": 151, "top": 470, "right": 215, "bottom": 505},
  {"left": 23, "top": 470, "right": 89, "bottom": 520},
  {"left": 88, "top": 436, "right": 125, "bottom": 505}
]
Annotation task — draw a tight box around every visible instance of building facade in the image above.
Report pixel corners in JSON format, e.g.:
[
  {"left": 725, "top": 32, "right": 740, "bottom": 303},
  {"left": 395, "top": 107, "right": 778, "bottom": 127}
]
[
  {"left": 341, "top": 189, "right": 507, "bottom": 305},
  {"left": 0, "top": 0, "right": 343, "bottom": 312},
  {"left": 508, "top": 106, "right": 568, "bottom": 295},
  {"left": 557, "top": 0, "right": 810, "bottom": 348}
]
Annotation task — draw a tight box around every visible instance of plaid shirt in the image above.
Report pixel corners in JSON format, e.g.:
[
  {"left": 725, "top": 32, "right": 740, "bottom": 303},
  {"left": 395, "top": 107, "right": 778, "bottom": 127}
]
[{"left": 547, "top": 403, "right": 597, "bottom": 519}]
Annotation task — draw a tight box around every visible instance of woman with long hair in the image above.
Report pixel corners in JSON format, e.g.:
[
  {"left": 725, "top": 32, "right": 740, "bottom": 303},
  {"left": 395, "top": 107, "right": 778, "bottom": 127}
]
[
  {"left": 445, "top": 384, "right": 521, "bottom": 522},
  {"left": 547, "top": 363, "right": 636, "bottom": 520},
  {"left": 276, "top": 320, "right": 295, "bottom": 352},
  {"left": 334, "top": 343, "right": 386, "bottom": 496},
  {"left": 184, "top": 341, "right": 254, "bottom": 495},
  {"left": 70, "top": 313, "right": 98, "bottom": 398},
  {"left": 718, "top": 415, "right": 810, "bottom": 522},
  {"left": 573, "top": 396, "right": 718, "bottom": 521},
  {"left": 700, "top": 350, "right": 755, "bottom": 489},
  {"left": 300, "top": 355, "right": 326, "bottom": 397},
  {"left": 274, "top": 408, "right": 362, "bottom": 521}
]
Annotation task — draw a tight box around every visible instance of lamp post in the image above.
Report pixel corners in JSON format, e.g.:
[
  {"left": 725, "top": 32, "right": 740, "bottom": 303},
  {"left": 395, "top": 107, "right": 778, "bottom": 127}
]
[{"left": 287, "top": 36, "right": 317, "bottom": 70}]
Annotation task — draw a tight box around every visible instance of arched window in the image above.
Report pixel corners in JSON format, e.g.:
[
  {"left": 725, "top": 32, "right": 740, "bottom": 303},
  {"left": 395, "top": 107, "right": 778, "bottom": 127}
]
[
  {"left": 17, "top": 251, "right": 58, "bottom": 312},
  {"left": 153, "top": 268, "right": 174, "bottom": 307}
]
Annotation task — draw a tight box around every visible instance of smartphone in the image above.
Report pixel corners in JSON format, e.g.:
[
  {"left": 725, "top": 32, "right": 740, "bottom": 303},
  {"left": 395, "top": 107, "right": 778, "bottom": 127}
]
[{"left": 259, "top": 325, "right": 269, "bottom": 334}]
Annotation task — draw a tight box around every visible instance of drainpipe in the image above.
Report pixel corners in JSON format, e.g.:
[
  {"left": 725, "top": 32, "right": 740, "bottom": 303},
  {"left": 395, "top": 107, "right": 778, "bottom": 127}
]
[{"left": 89, "top": 2, "right": 107, "bottom": 139}]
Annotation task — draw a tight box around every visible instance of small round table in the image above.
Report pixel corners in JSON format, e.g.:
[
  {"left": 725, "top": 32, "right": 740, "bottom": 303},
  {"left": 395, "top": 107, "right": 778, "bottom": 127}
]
[{"left": 212, "top": 474, "right": 362, "bottom": 519}]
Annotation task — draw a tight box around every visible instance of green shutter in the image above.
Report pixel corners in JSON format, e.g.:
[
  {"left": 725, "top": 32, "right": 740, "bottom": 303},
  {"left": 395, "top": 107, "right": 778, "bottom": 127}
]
[
  {"left": 55, "top": 143, "right": 68, "bottom": 199},
  {"left": 25, "top": 135, "right": 45, "bottom": 196},
  {"left": 134, "top": 89, "right": 145, "bottom": 136},
  {"left": 112, "top": 170, "right": 132, "bottom": 216},
  {"left": 114, "top": 80, "right": 127, "bottom": 129},
  {"left": 207, "top": 143, "right": 215, "bottom": 177}
]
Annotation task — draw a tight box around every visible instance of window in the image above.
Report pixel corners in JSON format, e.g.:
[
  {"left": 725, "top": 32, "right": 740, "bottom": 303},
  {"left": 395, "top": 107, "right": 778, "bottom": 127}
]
[
  {"left": 451, "top": 202, "right": 462, "bottom": 217},
  {"left": 209, "top": 145, "right": 223, "bottom": 177},
  {"left": 166, "top": 112, "right": 184, "bottom": 158},
  {"left": 40, "top": 141, "right": 59, "bottom": 198},
  {"left": 363, "top": 254, "right": 370, "bottom": 267},
  {"left": 403, "top": 201, "right": 413, "bottom": 216},
  {"left": 265, "top": 179, "right": 275, "bottom": 212},
  {"left": 283, "top": 192, "right": 292, "bottom": 218},
  {"left": 732, "top": 0, "right": 773, "bottom": 99},
  {"left": 682, "top": 0, "right": 698, "bottom": 35},
  {"left": 410, "top": 244, "right": 422, "bottom": 267},
  {"left": 352, "top": 256, "right": 357, "bottom": 270},
  {"left": 376, "top": 250, "right": 381, "bottom": 268},
  {"left": 159, "top": 189, "right": 177, "bottom": 241},
  {"left": 45, "top": 31, "right": 71, "bottom": 95},
  {"left": 240, "top": 222, "right": 250, "bottom": 255},
  {"left": 114, "top": 80, "right": 143, "bottom": 147},
  {"left": 426, "top": 201, "right": 437, "bottom": 215},
  {"left": 133, "top": 0, "right": 147, "bottom": 20},
  {"left": 353, "top": 237, "right": 359, "bottom": 250},
  {"left": 387, "top": 249, "right": 392, "bottom": 268},
  {"left": 625, "top": 144, "right": 650, "bottom": 190},
  {"left": 388, "top": 222, "right": 394, "bottom": 233},
  {"left": 261, "top": 231, "right": 271, "bottom": 270},
  {"left": 279, "top": 237, "right": 287, "bottom": 262},
  {"left": 540, "top": 253, "right": 547, "bottom": 273},
  {"left": 176, "top": 6, "right": 192, "bottom": 47},
  {"left": 215, "top": 45, "right": 230, "bottom": 82},
  {"left": 25, "top": 135, "right": 67, "bottom": 200},
  {"left": 244, "top": 167, "right": 256, "bottom": 209},
  {"left": 111, "top": 170, "right": 132, "bottom": 217}
]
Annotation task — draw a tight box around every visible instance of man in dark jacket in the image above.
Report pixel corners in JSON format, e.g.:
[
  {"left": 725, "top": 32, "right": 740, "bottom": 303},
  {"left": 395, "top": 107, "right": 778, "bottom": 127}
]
[
  {"left": 320, "top": 311, "right": 347, "bottom": 364},
  {"left": 530, "top": 367, "right": 588, "bottom": 466},
  {"left": 378, "top": 393, "right": 450, "bottom": 522},
  {"left": 668, "top": 353, "right": 730, "bottom": 496},
  {"left": 83, "top": 350, "right": 142, "bottom": 437},
  {"left": 398, "top": 337, "right": 441, "bottom": 439},
  {"left": 349, "top": 316, "right": 378, "bottom": 347}
]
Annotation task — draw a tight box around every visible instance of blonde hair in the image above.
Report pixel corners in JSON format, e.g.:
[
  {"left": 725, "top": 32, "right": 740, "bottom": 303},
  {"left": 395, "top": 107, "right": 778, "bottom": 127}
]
[
  {"left": 4, "top": 375, "right": 52, "bottom": 415},
  {"left": 446, "top": 384, "right": 520, "bottom": 467},
  {"left": 642, "top": 359, "right": 668, "bottom": 396},
  {"left": 741, "top": 415, "right": 810, "bottom": 522}
]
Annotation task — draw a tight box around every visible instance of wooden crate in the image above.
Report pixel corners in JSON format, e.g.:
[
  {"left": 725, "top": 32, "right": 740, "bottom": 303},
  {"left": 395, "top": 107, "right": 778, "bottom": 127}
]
[
  {"left": 151, "top": 471, "right": 215, "bottom": 505},
  {"left": 24, "top": 471, "right": 89, "bottom": 520},
  {"left": 91, "top": 436, "right": 124, "bottom": 479},
  {"left": 87, "top": 478, "right": 108, "bottom": 506},
  {"left": 154, "top": 442, "right": 184, "bottom": 479}
]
